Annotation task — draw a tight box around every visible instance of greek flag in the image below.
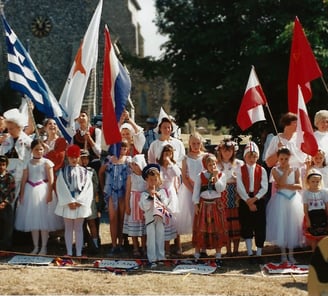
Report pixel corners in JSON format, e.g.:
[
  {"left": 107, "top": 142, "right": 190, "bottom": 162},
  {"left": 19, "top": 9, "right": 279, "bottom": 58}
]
[{"left": 1, "top": 14, "right": 73, "bottom": 141}]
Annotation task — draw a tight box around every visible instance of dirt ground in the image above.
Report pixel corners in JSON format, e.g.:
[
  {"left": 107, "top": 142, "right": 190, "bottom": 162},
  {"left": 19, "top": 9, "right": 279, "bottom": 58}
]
[{"left": 0, "top": 218, "right": 312, "bottom": 295}]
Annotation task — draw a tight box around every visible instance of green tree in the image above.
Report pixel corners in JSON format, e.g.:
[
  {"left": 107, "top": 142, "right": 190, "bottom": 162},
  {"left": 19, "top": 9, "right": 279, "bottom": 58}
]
[{"left": 155, "top": 0, "right": 328, "bottom": 133}]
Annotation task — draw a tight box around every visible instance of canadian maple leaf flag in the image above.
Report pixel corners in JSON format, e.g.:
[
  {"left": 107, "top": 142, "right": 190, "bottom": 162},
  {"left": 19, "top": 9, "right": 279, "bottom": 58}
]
[
  {"left": 296, "top": 85, "right": 318, "bottom": 156},
  {"left": 237, "top": 67, "right": 267, "bottom": 131},
  {"left": 288, "top": 17, "right": 322, "bottom": 113}
]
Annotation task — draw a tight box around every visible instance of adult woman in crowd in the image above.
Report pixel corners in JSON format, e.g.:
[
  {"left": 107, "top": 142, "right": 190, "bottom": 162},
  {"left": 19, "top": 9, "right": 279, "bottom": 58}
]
[
  {"left": 109, "top": 109, "right": 145, "bottom": 157},
  {"left": 148, "top": 114, "right": 185, "bottom": 167},
  {"left": 73, "top": 111, "right": 102, "bottom": 172},
  {"left": 313, "top": 110, "right": 328, "bottom": 163},
  {"left": 265, "top": 112, "right": 307, "bottom": 169},
  {"left": 0, "top": 108, "right": 32, "bottom": 203}
]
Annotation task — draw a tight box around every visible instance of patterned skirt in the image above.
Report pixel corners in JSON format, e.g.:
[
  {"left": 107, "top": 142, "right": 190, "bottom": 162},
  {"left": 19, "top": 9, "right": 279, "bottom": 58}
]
[
  {"left": 221, "top": 184, "right": 241, "bottom": 239},
  {"left": 192, "top": 198, "right": 228, "bottom": 249}
]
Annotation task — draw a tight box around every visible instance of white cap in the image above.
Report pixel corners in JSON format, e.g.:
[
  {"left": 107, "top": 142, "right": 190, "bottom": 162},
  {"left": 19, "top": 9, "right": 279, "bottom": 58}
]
[
  {"left": 120, "top": 122, "right": 135, "bottom": 135},
  {"left": 243, "top": 141, "right": 259, "bottom": 157},
  {"left": 132, "top": 154, "right": 147, "bottom": 170},
  {"left": 154, "top": 107, "right": 178, "bottom": 134},
  {"left": 4, "top": 108, "right": 25, "bottom": 128}
]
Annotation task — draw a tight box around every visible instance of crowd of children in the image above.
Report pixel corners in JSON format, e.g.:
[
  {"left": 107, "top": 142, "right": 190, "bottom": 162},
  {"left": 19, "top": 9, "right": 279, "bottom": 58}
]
[{"left": 0, "top": 107, "right": 327, "bottom": 267}]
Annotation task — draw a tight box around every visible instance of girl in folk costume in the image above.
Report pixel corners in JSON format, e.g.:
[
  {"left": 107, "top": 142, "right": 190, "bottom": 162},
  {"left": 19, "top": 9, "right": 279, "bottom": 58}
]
[
  {"left": 139, "top": 164, "right": 171, "bottom": 267},
  {"left": 303, "top": 169, "right": 328, "bottom": 251},
  {"left": 0, "top": 108, "right": 32, "bottom": 203},
  {"left": 216, "top": 138, "right": 244, "bottom": 256},
  {"left": 157, "top": 144, "right": 181, "bottom": 255},
  {"left": 192, "top": 153, "right": 228, "bottom": 263},
  {"left": 177, "top": 132, "right": 206, "bottom": 235},
  {"left": 55, "top": 145, "right": 93, "bottom": 257},
  {"left": 266, "top": 147, "right": 304, "bottom": 263},
  {"left": 123, "top": 154, "right": 147, "bottom": 257},
  {"left": 99, "top": 140, "right": 131, "bottom": 255},
  {"left": 236, "top": 141, "right": 268, "bottom": 262},
  {"left": 15, "top": 139, "right": 60, "bottom": 255}
]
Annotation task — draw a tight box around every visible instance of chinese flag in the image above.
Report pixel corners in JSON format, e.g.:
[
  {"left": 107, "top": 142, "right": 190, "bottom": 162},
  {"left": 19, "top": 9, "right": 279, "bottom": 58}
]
[
  {"left": 288, "top": 17, "right": 322, "bottom": 113},
  {"left": 237, "top": 67, "right": 267, "bottom": 131},
  {"left": 296, "top": 85, "right": 318, "bottom": 156}
]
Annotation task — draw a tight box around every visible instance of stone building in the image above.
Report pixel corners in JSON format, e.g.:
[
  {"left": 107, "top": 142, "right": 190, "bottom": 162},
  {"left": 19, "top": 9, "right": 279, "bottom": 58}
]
[{"left": 0, "top": 0, "right": 170, "bottom": 124}]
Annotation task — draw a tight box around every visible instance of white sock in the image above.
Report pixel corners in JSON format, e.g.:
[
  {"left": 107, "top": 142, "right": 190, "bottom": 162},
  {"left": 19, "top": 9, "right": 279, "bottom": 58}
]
[
  {"left": 31, "top": 230, "right": 39, "bottom": 249},
  {"left": 41, "top": 230, "right": 49, "bottom": 250},
  {"left": 256, "top": 248, "right": 262, "bottom": 256},
  {"left": 245, "top": 239, "right": 253, "bottom": 256}
]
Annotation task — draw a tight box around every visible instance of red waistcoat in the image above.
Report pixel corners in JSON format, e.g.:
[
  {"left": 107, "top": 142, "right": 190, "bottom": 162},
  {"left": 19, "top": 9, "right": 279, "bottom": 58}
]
[{"left": 241, "top": 164, "right": 262, "bottom": 195}]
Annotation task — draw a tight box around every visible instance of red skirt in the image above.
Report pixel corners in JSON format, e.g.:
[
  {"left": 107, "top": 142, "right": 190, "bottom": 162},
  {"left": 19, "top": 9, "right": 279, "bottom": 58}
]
[
  {"left": 192, "top": 198, "right": 228, "bottom": 249},
  {"left": 221, "top": 184, "right": 241, "bottom": 240}
]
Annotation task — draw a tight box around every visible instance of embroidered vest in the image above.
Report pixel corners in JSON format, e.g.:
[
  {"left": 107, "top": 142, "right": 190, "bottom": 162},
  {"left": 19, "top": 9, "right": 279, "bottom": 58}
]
[
  {"left": 241, "top": 164, "right": 262, "bottom": 195},
  {"left": 200, "top": 171, "right": 222, "bottom": 193}
]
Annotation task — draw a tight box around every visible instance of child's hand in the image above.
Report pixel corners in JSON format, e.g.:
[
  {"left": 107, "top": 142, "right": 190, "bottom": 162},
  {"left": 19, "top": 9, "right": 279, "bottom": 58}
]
[
  {"left": 68, "top": 202, "right": 81, "bottom": 210},
  {"left": 46, "top": 193, "right": 52, "bottom": 203},
  {"left": 248, "top": 204, "right": 257, "bottom": 212},
  {"left": 194, "top": 204, "right": 199, "bottom": 215},
  {"left": 0, "top": 201, "right": 6, "bottom": 209},
  {"left": 126, "top": 205, "right": 131, "bottom": 215},
  {"left": 154, "top": 215, "right": 162, "bottom": 223}
]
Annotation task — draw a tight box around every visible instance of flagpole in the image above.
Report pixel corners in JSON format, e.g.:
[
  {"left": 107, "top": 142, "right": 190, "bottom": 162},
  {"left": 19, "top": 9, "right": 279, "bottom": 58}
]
[
  {"left": 25, "top": 97, "right": 39, "bottom": 139},
  {"left": 320, "top": 76, "right": 328, "bottom": 94},
  {"left": 251, "top": 65, "right": 282, "bottom": 142}
]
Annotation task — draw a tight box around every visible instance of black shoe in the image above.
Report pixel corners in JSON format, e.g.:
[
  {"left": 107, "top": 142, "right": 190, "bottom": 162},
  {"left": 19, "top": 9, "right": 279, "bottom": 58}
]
[
  {"left": 215, "top": 259, "right": 223, "bottom": 267},
  {"left": 256, "top": 256, "right": 265, "bottom": 265},
  {"left": 248, "top": 255, "right": 256, "bottom": 264},
  {"left": 200, "top": 251, "right": 208, "bottom": 258}
]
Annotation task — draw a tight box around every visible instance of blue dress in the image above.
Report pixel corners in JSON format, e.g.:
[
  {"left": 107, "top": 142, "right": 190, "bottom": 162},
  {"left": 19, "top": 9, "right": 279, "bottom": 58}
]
[{"left": 104, "top": 156, "right": 131, "bottom": 210}]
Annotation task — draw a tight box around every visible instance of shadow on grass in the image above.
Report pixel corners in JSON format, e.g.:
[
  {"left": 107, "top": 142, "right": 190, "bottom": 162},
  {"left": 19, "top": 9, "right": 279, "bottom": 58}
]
[{"left": 281, "top": 282, "right": 307, "bottom": 292}]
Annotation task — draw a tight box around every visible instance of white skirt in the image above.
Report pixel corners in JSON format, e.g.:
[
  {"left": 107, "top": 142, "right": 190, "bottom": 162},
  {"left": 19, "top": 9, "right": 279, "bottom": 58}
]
[{"left": 266, "top": 190, "right": 305, "bottom": 249}]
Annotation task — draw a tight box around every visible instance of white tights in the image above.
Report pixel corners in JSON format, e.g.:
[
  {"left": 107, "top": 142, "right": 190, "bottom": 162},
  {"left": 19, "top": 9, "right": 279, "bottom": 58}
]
[
  {"left": 64, "top": 218, "right": 84, "bottom": 256},
  {"left": 31, "top": 230, "right": 49, "bottom": 249}
]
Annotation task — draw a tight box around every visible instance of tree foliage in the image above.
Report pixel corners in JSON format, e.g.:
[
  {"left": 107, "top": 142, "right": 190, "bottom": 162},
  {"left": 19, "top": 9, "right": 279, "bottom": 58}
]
[{"left": 155, "top": 0, "right": 328, "bottom": 133}]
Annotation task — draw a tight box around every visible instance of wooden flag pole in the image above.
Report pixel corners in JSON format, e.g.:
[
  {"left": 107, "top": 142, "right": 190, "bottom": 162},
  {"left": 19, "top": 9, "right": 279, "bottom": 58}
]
[
  {"left": 251, "top": 65, "right": 282, "bottom": 143},
  {"left": 320, "top": 76, "right": 328, "bottom": 94}
]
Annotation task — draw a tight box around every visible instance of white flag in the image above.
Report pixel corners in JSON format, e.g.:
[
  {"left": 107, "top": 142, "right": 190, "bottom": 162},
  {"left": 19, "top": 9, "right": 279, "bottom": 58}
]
[{"left": 59, "top": 0, "right": 103, "bottom": 131}]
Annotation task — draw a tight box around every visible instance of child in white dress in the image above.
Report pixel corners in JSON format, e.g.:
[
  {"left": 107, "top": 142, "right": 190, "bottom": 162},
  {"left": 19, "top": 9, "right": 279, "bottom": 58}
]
[
  {"left": 55, "top": 145, "right": 93, "bottom": 257},
  {"left": 266, "top": 147, "right": 304, "bottom": 263},
  {"left": 157, "top": 144, "right": 181, "bottom": 255},
  {"left": 15, "top": 139, "right": 58, "bottom": 255},
  {"left": 177, "top": 132, "right": 205, "bottom": 235}
]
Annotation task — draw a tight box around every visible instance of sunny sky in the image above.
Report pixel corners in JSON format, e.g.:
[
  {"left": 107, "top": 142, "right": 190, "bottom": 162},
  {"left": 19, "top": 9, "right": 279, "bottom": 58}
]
[{"left": 137, "top": 0, "right": 168, "bottom": 58}]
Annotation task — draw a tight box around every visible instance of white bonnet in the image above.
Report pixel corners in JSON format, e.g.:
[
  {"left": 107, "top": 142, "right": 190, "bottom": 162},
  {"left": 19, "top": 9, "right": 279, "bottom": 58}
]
[
  {"left": 120, "top": 122, "right": 135, "bottom": 135},
  {"left": 132, "top": 154, "right": 147, "bottom": 170},
  {"left": 4, "top": 108, "right": 25, "bottom": 128},
  {"left": 154, "top": 107, "right": 178, "bottom": 134}
]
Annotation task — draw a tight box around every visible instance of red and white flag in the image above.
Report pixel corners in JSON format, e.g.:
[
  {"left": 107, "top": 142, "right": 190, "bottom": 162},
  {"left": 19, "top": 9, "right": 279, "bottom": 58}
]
[
  {"left": 288, "top": 17, "right": 322, "bottom": 113},
  {"left": 296, "top": 85, "right": 318, "bottom": 156},
  {"left": 237, "top": 67, "right": 267, "bottom": 131}
]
